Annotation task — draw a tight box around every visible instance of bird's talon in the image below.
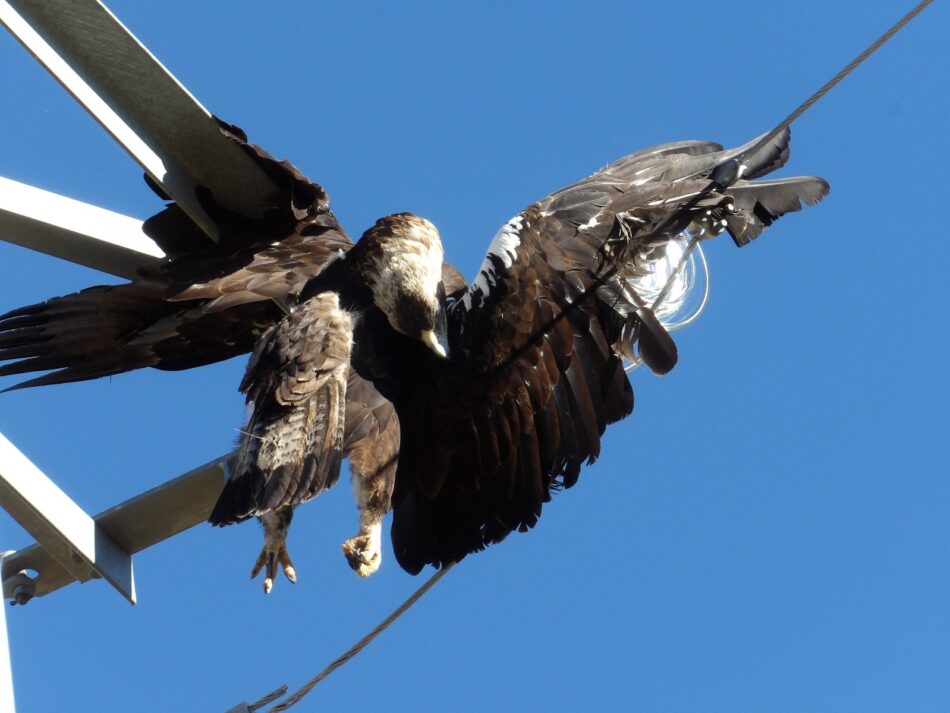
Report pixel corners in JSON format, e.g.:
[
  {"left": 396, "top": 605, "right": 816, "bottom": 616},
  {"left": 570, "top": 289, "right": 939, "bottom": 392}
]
[
  {"left": 250, "top": 525, "right": 296, "bottom": 592},
  {"left": 341, "top": 531, "right": 382, "bottom": 578},
  {"left": 250, "top": 554, "right": 265, "bottom": 580}
]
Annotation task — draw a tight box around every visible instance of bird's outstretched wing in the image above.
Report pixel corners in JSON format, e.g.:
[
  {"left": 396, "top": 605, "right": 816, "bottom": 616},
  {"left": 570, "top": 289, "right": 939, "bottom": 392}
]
[
  {"left": 210, "top": 292, "right": 353, "bottom": 524},
  {"left": 0, "top": 120, "right": 352, "bottom": 390},
  {"left": 382, "top": 128, "right": 829, "bottom": 573}
]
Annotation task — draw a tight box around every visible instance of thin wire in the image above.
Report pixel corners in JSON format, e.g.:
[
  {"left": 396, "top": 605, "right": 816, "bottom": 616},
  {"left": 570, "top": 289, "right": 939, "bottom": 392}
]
[
  {"left": 254, "top": 2, "right": 932, "bottom": 710},
  {"left": 669, "top": 242, "right": 710, "bottom": 333},
  {"left": 268, "top": 562, "right": 455, "bottom": 712},
  {"left": 650, "top": 233, "right": 702, "bottom": 315},
  {"left": 741, "top": 0, "right": 933, "bottom": 162},
  {"left": 626, "top": 233, "right": 710, "bottom": 372},
  {"left": 248, "top": 686, "right": 289, "bottom": 711}
]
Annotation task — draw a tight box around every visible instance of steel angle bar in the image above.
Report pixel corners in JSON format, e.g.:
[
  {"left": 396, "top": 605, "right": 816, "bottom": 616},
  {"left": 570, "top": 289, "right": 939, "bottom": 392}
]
[
  {"left": 1, "top": 451, "right": 228, "bottom": 603},
  {"left": 0, "top": 556, "right": 14, "bottom": 713},
  {"left": 0, "top": 176, "right": 164, "bottom": 279},
  {"left": 0, "top": 0, "right": 279, "bottom": 239},
  {"left": 0, "top": 433, "right": 136, "bottom": 603}
]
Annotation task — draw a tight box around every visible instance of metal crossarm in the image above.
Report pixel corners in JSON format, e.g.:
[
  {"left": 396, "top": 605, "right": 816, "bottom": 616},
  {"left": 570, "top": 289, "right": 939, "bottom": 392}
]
[
  {"left": 0, "top": 0, "right": 280, "bottom": 240},
  {"left": 0, "top": 433, "right": 137, "bottom": 603},
  {"left": 0, "top": 176, "right": 163, "bottom": 278},
  {"left": 0, "top": 174, "right": 232, "bottom": 612},
  {"left": 0, "top": 0, "right": 268, "bottom": 612},
  {"left": 0, "top": 445, "right": 228, "bottom": 604},
  {"left": 0, "top": 556, "right": 14, "bottom": 711},
  {"left": 0, "top": 0, "right": 275, "bottom": 612}
]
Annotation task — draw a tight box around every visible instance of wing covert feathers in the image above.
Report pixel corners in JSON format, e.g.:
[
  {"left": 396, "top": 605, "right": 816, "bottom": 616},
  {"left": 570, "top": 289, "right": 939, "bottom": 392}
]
[{"left": 209, "top": 293, "right": 353, "bottom": 524}]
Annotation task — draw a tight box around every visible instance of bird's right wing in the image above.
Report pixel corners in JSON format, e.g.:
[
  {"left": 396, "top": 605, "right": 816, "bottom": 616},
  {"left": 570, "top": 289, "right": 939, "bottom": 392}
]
[{"left": 210, "top": 292, "right": 354, "bottom": 525}]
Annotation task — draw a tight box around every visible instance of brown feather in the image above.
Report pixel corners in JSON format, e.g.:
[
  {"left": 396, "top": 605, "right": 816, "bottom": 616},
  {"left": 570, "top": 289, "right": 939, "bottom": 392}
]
[{"left": 210, "top": 292, "right": 353, "bottom": 524}]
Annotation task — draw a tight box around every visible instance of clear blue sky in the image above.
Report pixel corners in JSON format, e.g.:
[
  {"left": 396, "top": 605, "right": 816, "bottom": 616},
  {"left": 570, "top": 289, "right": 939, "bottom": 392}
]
[{"left": 1, "top": 2, "right": 947, "bottom": 711}]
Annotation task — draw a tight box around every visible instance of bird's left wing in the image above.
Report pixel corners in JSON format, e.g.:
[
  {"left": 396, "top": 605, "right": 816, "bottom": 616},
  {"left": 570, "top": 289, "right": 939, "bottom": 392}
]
[
  {"left": 0, "top": 121, "right": 353, "bottom": 389},
  {"left": 384, "top": 129, "right": 829, "bottom": 573},
  {"left": 209, "top": 291, "right": 354, "bottom": 525}
]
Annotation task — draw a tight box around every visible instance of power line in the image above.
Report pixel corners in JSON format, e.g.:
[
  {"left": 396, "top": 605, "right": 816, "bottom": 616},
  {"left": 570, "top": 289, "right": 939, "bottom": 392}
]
[
  {"left": 754, "top": 0, "right": 934, "bottom": 155},
  {"left": 268, "top": 563, "right": 455, "bottom": 712}
]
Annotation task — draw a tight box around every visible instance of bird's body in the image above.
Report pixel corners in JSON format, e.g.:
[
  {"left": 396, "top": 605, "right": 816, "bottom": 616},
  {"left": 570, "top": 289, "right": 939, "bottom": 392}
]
[
  {"left": 208, "top": 211, "right": 452, "bottom": 587},
  {"left": 0, "top": 122, "right": 828, "bottom": 585}
]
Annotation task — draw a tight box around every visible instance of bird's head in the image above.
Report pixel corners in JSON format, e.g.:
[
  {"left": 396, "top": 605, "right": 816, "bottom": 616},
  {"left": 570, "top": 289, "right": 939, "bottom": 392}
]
[{"left": 358, "top": 213, "right": 450, "bottom": 358}]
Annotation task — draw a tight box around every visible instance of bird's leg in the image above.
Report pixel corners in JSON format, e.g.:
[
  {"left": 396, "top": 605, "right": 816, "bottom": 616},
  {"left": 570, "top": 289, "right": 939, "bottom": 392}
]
[
  {"left": 341, "top": 408, "right": 397, "bottom": 578},
  {"left": 341, "top": 464, "right": 391, "bottom": 578},
  {"left": 251, "top": 506, "right": 297, "bottom": 593}
]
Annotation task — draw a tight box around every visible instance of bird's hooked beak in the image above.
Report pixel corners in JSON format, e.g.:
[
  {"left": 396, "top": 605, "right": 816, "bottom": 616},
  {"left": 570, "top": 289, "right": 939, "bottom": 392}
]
[
  {"left": 421, "top": 285, "right": 451, "bottom": 359},
  {"left": 421, "top": 328, "right": 449, "bottom": 359}
]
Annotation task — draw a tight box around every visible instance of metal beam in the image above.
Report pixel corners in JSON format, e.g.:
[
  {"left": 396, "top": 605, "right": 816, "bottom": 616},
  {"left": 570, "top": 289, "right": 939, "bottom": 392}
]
[
  {"left": 0, "top": 176, "right": 163, "bottom": 279},
  {"left": 0, "top": 555, "right": 15, "bottom": 713},
  {"left": 1, "top": 449, "right": 228, "bottom": 604},
  {"left": 0, "top": 433, "right": 136, "bottom": 603},
  {"left": 0, "top": 0, "right": 266, "bottom": 613},
  {"left": 0, "top": 0, "right": 280, "bottom": 239}
]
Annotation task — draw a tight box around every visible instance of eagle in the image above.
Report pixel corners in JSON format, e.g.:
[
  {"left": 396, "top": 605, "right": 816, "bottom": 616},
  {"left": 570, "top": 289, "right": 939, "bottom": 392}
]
[{"left": 0, "top": 120, "right": 827, "bottom": 589}]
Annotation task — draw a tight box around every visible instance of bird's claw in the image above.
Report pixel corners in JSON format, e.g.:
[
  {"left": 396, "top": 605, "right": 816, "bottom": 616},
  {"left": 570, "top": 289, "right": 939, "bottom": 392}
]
[
  {"left": 341, "top": 532, "right": 381, "bottom": 578},
  {"left": 251, "top": 543, "right": 297, "bottom": 594}
]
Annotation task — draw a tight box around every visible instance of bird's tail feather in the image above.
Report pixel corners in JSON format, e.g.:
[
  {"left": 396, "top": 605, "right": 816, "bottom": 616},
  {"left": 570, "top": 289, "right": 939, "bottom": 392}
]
[{"left": 0, "top": 281, "right": 170, "bottom": 391}]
